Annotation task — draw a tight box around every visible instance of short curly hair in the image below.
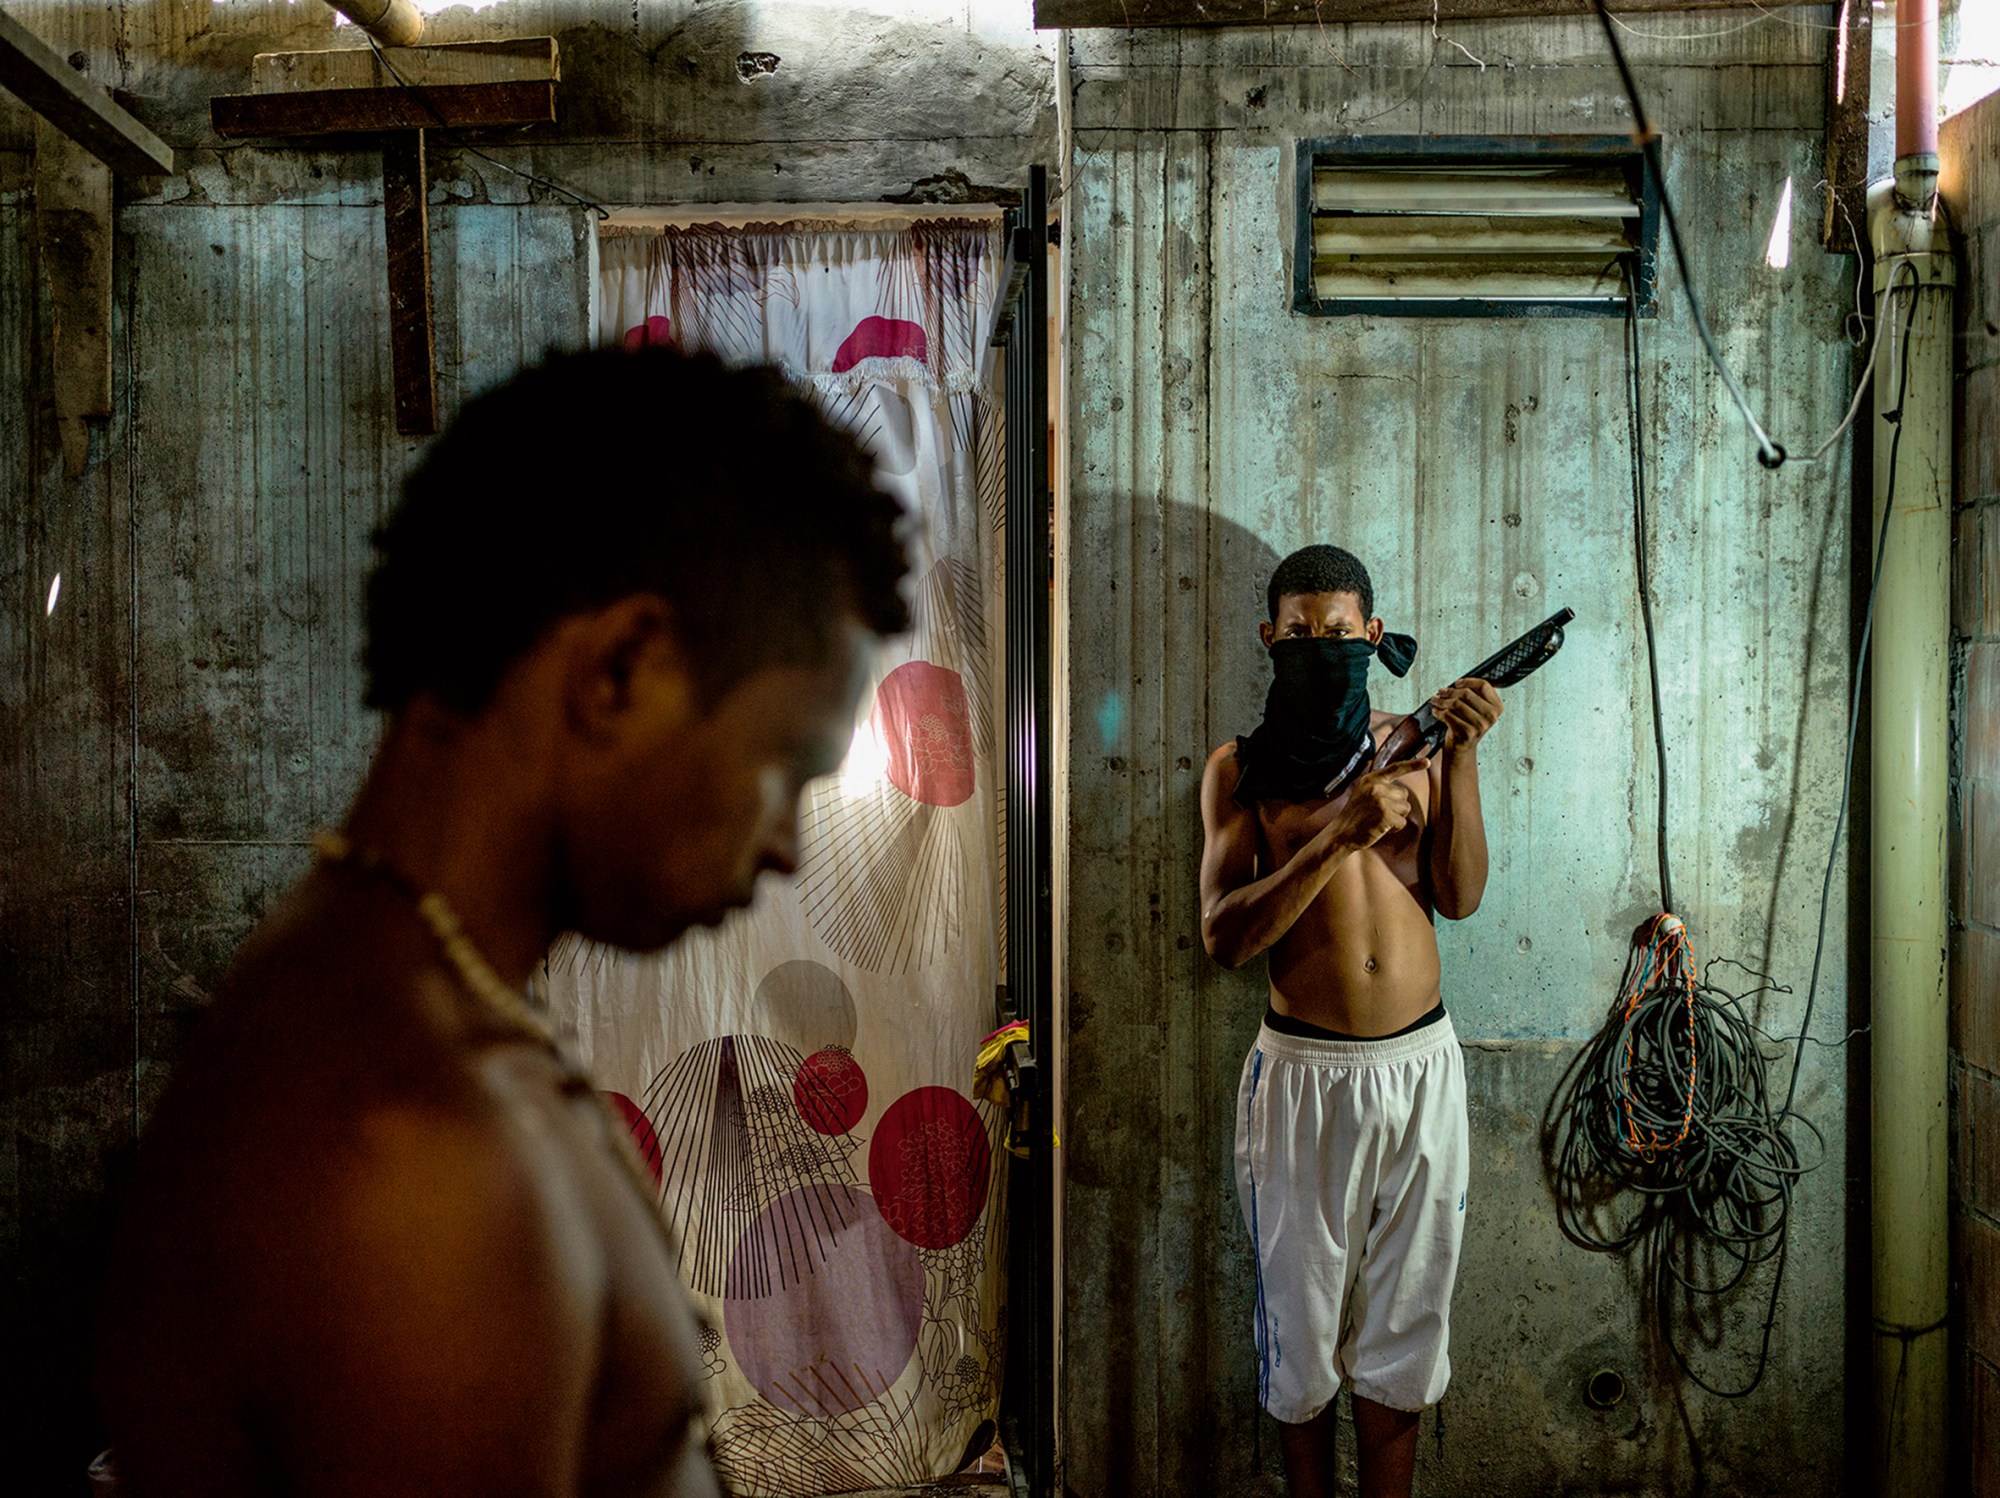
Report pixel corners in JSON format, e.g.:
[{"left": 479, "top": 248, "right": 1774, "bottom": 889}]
[
  {"left": 1266, "top": 544, "right": 1374, "bottom": 620},
  {"left": 364, "top": 345, "right": 911, "bottom": 714}
]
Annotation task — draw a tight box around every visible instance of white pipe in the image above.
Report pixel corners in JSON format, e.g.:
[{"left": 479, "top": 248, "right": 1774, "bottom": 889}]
[
  {"left": 324, "top": 0, "right": 423, "bottom": 51},
  {"left": 1866, "top": 133, "right": 1952, "bottom": 1498}
]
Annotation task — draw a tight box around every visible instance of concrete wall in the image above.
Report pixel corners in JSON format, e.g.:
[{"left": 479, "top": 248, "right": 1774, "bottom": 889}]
[
  {"left": 1061, "top": 17, "right": 1861, "bottom": 1495},
  {"left": 3, "top": 4, "right": 1887, "bottom": 1490},
  {"left": 0, "top": 3, "right": 1053, "bottom": 1486},
  {"left": 1943, "top": 87, "right": 2000, "bottom": 1498}
]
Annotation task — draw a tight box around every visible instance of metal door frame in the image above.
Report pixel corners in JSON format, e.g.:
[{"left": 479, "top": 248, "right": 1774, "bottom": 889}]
[{"left": 990, "top": 162, "right": 1058, "bottom": 1498}]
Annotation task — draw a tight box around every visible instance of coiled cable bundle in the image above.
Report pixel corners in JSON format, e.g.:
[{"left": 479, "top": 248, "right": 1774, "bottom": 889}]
[
  {"left": 1546, "top": 916, "right": 1820, "bottom": 1394},
  {"left": 1537, "top": 228, "right": 1923, "bottom": 1397}
]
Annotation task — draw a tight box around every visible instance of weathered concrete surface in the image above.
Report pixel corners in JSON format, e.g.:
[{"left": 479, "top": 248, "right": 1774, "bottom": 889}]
[
  {"left": 0, "top": 3, "right": 1054, "bottom": 1486},
  {"left": 1941, "top": 87, "right": 2000, "bottom": 1498},
  {"left": 0, "top": 0, "right": 1057, "bottom": 208},
  {"left": 1063, "top": 16, "right": 1859, "bottom": 1494}
]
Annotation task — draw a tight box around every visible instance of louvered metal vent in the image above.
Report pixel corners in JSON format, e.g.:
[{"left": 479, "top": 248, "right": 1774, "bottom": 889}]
[{"left": 1293, "top": 137, "right": 1657, "bottom": 318}]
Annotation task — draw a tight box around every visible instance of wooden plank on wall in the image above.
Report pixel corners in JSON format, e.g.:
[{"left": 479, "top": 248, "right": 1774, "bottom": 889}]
[
  {"left": 33, "top": 119, "right": 111, "bottom": 477},
  {"left": 251, "top": 37, "right": 559, "bottom": 95},
  {"left": 210, "top": 80, "right": 555, "bottom": 138},
  {"left": 1036, "top": 0, "right": 1822, "bottom": 27},
  {"left": 1820, "top": 0, "right": 1870, "bottom": 254},
  {"left": 0, "top": 6, "right": 172, "bottom": 174},
  {"left": 382, "top": 132, "right": 436, "bottom": 436}
]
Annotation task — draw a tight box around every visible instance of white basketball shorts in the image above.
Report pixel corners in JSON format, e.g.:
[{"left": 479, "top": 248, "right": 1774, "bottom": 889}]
[{"left": 1233, "top": 1014, "right": 1469, "bottom": 1423}]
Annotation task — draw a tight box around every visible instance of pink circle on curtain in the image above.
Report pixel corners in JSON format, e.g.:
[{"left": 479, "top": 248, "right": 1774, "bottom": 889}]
[
  {"left": 868, "top": 1085, "right": 991, "bottom": 1250},
  {"left": 723, "top": 1186, "right": 922, "bottom": 1415},
  {"left": 832, "top": 315, "right": 927, "bottom": 373},
  {"left": 602, "top": 1091, "right": 664, "bottom": 1188},
  {"left": 623, "top": 315, "right": 673, "bottom": 349},
  {"left": 794, "top": 1047, "right": 869, "bottom": 1136},
  {"left": 872, "top": 660, "right": 975, "bottom": 808}
]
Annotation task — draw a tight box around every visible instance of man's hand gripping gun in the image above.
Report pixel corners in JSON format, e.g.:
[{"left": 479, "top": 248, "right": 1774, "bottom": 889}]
[{"left": 1332, "top": 607, "right": 1576, "bottom": 795}]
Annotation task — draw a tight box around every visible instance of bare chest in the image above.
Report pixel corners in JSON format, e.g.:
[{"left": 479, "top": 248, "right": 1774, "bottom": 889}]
[{"left": 1255, "top": 771, "right": 1432, "bottom": 885}]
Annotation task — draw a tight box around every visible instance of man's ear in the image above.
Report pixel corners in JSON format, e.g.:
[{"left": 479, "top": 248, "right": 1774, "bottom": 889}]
[
  {"left": 563, "top": 595, "right": 694, "bottom": 744},
  {"left": 1365, "top": 616, "right": 1385, "bottom": 645},
  {"left": 1258, "top": 620, "right": 1276, "bottom": 650}
]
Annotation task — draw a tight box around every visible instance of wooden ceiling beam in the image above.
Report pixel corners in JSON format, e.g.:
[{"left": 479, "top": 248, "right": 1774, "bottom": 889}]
[
  {"left": 210, "top": 79, "right": 555, "bottom": 139},
  {"left": 250, "top": 38, "right": 559, "bottom": 96},
  {"left": 1036, "top": 0, "right": 1822, "bottom": 28},
  {"left": 0, "top": 6, "right": 173, "bottom": 176}
]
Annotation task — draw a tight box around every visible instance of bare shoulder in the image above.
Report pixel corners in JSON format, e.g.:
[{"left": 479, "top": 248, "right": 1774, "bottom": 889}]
[
  {"left": 116, "top": 871, "right": 597, "bottom": 1331},
  {"left": 104, "top": 1008, "right": 610, "bottom": 1494},
  {"left": 307, "top": 1093, "right": 607, "bottom": 1318},
  {"left": 251, "top": 1099, "right": 610, "bottom": 1494},
  {"left": 1200, "top": 740, "right": 1263, "bottom": 906},
  {"left": 1202, "top": 740, "right": 1245, "bottom": 805}
]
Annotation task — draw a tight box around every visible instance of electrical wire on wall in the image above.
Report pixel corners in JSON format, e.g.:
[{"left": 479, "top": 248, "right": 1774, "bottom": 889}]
[
  {"left": 1592, "top": 0, "right": 1786, "bottom": 467},
  {"left": 1591, "top": 0, "right": 1900, "bottom": 475},
  {"left": 361, "top": 34, "right": 610, "bottom": 220},
  {"left": 1545, "top": 265, "right": 1922, "bottom": 1397}
]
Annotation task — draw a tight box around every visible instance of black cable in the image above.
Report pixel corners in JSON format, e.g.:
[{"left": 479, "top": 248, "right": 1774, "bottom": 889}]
[
  {"left": 1623, "top": 265, "right": 1675, "bottom": 915},
  {"left": 1593, "top": 0, "right": 1786, "bottom": 469},
  {"left": 1547, "top": 271, "right": 1922, "bottom": 1398},
  {"left": 362, "top": 35, "right": 610, "bottom": 221},
  {"left": 1787, "top": 267, "right": 1920, "bottom": 1117}
]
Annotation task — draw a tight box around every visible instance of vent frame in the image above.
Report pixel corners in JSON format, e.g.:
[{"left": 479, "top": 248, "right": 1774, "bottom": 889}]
[{"left": 1292, "top": 134, "right": 1660, "bottom": 320}]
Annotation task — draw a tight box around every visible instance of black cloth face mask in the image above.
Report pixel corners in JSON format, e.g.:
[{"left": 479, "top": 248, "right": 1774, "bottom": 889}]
[{"left": 1232, "top": 632, "right": 1418, "bottom": 806}]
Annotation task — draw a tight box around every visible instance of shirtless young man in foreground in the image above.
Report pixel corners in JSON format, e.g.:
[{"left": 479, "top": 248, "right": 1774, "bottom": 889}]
[
  {"left": 1199, "top": 545, "right": 1503, "bottom": 1498},
  {"left": 99, "top": 348, "right": 909, "bottom": 1498}
]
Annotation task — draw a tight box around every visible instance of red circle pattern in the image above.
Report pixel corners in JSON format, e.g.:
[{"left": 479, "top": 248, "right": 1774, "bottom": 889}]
[
  {"left": 793, "top": 1047, "right": 869, "bottom": 1136},
  {"left": 831, "top": 315, "right": 928, "bottom": 374},
  {"left": 623, "top": 315, "right": 673, "bottom": 350},
  {"left": 867, "top": 1085, "right": 991, "bottom": 1250},
  {"left": 872, "top": 660, "right": 975, "bottom": 809}
]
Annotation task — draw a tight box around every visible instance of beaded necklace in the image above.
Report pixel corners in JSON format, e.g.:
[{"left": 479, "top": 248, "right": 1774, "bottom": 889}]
[
  {"left": 311, "top": 830, "right": 676, "bottom": 1238},
  {"left": 314, "top": 831, "right": 722, "bottom": 1463}
]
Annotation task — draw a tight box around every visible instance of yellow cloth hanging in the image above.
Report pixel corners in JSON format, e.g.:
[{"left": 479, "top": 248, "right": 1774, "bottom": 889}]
[
  {"left": 972, "top": 1020, "right": 1058, "bottom": 1157},
  {"left": 973, "top": 1021, "right": 1029, "bottom": 1106}
]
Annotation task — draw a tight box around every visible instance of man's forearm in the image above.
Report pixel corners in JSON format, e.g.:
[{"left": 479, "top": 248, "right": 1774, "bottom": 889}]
[
  {"left": 1430, "top": 749, "right": 1489, "bottom": 919},
  {"left": 1203, "top": 828, "right": 1361, "bottom": 969}
]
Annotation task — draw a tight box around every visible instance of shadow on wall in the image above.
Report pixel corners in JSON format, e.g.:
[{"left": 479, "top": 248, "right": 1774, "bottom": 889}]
[{"left": 1063, "top": 495, "right": 1277, "bottom": 1490}]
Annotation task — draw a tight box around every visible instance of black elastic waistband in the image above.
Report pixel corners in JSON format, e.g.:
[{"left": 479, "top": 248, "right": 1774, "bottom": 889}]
[{"left": 1262, "top": 999, "right": 1447, "bottom": 1044}]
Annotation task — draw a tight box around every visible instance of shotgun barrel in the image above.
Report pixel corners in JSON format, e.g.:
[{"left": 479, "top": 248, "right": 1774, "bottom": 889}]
[{"left": 1335, "top": 607, "right": 1576, "bottom": 793}]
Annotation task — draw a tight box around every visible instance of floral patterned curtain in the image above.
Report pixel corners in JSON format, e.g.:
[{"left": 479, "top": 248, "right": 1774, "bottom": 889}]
[{"left": 546, "top": 219, "right": 1008, "bottom": 1496}]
